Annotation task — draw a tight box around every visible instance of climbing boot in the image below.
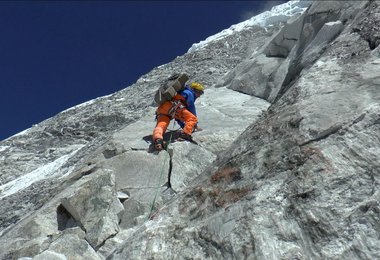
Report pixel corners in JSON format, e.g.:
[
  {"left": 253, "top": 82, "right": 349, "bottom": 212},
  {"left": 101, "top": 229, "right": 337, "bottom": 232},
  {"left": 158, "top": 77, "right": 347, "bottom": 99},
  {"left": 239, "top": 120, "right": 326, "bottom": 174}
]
[
  {"left": 176, "top": 132, "right": 193, "bottom": 142},
  {"left": 154, "top": 138, "right": 164, "bottom": 151}
]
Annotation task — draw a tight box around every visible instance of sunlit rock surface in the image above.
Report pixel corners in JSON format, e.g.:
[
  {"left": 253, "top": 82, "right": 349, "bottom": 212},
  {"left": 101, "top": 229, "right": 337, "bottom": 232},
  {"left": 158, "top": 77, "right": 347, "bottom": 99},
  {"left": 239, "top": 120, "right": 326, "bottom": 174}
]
[{"left": 1, "top": 1, "right": 379, "bottom": 259}]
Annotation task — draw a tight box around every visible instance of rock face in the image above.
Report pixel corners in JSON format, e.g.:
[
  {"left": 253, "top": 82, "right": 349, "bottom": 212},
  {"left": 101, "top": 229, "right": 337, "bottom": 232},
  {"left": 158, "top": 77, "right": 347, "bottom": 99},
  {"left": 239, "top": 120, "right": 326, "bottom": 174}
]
[{"left": 1, "top": 1, "right": 380, "bottom": 259}]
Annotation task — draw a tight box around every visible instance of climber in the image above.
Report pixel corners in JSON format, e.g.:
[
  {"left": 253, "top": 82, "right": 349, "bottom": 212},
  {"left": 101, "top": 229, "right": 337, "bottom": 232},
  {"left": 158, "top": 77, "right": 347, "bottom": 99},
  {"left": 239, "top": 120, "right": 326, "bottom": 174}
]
[{"left": 152, "top": 82, "right": 205, "bottom": 151}]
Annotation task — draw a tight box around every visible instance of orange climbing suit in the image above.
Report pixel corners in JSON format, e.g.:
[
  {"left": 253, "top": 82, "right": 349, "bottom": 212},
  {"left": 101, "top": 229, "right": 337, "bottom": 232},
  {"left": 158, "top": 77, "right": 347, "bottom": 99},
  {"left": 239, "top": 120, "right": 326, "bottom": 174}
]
[{"left": 153, "top": 94, "right": 197, "bottom": 142}]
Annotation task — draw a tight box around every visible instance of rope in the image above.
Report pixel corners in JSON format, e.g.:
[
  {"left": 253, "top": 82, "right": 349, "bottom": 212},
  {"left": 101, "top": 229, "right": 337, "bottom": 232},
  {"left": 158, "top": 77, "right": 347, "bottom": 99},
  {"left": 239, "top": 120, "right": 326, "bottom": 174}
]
[{"left": 147, "top": 120, "right": 176, "bottom": 220}]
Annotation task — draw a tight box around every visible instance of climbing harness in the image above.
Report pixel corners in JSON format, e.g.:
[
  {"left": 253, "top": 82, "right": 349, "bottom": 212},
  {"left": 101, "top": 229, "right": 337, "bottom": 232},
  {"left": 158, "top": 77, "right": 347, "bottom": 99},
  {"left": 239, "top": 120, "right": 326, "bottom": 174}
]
[
  {"left": 168, "top": 100, "right": 185, "bottom": 118},
  {"left": 154, "top": 100, "right": 184, "bottom": 122}
]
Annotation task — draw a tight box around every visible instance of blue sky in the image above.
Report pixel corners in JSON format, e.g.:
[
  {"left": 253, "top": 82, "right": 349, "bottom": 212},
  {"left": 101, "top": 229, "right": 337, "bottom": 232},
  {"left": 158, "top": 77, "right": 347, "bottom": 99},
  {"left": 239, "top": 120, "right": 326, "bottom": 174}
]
[{"left": 0, "top": 1, "right": 286, "bottom": 141}]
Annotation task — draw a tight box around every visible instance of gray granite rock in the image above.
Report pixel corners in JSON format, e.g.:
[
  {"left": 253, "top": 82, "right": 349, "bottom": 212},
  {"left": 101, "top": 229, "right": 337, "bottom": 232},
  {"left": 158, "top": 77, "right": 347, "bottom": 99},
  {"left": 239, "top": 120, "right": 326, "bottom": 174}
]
[
  {"left": 1, "top": 1, "right": 379, "bottom": 259},
  {"left": 110, "top": 1, "right": 380, "bottom": 259},
  {"left": 60, "top": 171, "right": 124, "bottom": 248},
  {"left": 37, "top": 232, "right": 102, "bottom": 260}
]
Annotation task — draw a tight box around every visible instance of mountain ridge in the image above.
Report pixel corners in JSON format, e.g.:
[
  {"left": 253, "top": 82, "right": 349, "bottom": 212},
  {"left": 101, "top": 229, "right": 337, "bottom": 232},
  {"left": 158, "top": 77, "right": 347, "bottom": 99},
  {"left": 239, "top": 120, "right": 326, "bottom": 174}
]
[{"left": 1, "top": 1, "right": 379, "bottom": 259}]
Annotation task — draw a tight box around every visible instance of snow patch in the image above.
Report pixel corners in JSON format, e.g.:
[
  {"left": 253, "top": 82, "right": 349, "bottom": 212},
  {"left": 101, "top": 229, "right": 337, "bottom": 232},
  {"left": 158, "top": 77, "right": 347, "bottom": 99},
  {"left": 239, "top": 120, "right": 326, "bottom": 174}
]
[
  {"left": 0, "top": 146, "right": 10, "bottom": 152},
  {"left": 0, "top": 145, "right": 84, "bottom": 199},
  {"left": 188, "top": 0, "right": 310, "bottom": 53},
  {"left": 3, "top": 128, "right": 32, "bottom": 141}
]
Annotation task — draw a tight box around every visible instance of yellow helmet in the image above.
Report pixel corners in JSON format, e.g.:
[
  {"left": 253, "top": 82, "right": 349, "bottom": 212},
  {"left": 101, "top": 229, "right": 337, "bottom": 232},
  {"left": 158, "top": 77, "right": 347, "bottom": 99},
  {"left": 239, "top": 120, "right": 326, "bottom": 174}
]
[{"left": 190, "top": 82, "right": 205, "bottom": 92}]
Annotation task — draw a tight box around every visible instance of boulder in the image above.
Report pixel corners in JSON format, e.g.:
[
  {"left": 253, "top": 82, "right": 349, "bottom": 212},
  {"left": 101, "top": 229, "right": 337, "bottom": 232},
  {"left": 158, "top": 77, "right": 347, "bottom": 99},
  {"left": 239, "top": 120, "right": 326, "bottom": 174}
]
[
  {"left": 170, "top": 142, "right": 216, "bottom": 191},
  {"left": 60, "top": 171, "right": 124, "bottom": 248},
  {"left": 221, "top": 1, "right": 369, "bottom": 103},
  {"left": 36, "top": 233, "right": 102, "bottom": 260}
]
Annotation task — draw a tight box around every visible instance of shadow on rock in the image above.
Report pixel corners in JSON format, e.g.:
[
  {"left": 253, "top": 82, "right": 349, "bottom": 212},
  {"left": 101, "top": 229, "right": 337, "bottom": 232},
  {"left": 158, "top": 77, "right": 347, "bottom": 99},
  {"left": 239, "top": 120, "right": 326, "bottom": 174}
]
[{"left": 143, "top": 130, "right": 183, "bottom": 153}]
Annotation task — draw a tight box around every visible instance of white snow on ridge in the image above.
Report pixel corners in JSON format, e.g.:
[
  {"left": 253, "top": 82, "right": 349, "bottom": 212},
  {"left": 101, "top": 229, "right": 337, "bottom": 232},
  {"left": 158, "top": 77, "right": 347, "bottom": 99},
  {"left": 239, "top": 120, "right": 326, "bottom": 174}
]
[
  {"left": 2, "top": 128, "right": 32, "bottom": 142},
  {"left": 62, "top": 93, "right": 113, "bottom": 113},
  {"left": 0, "top": 144, "right": 84, "bottom": 199},
  {"left": 188, "top": 0, "right": 311, "bottom": 53},
  {"left": 0, "top": 146, "right": 9, "bottom": 152},
  {"left": 1, "top": 94, "right": 114, "bottom": 142}
]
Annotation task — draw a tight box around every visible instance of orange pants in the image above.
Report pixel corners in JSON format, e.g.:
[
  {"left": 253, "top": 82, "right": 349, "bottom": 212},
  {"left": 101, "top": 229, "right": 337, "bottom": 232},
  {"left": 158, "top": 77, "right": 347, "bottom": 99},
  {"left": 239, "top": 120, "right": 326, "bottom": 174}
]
[{"left": 153, "top": 100, "right": 197, "bottom": 142}]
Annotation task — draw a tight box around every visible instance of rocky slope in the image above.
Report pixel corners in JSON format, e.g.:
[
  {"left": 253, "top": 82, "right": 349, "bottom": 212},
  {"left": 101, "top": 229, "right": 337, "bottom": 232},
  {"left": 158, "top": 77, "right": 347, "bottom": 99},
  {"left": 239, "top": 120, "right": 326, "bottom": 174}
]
[{"left": 1, "top": 1, "right": 379, "bottom": 259}]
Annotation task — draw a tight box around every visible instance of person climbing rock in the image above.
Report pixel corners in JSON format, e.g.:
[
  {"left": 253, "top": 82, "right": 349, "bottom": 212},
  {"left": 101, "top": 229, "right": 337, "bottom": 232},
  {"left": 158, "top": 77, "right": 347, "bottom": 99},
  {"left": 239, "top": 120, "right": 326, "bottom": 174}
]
[{"left": 152, "top": 82, "right": 205, "bottom": 151}]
